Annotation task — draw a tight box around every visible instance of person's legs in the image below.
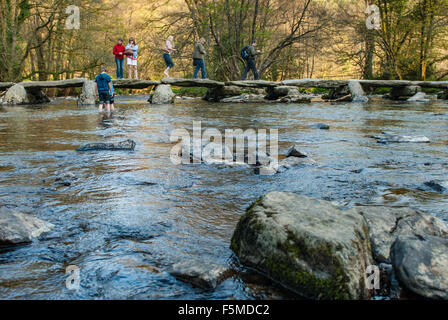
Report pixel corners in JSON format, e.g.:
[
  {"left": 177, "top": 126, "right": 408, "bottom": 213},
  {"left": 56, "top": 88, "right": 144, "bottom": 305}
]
[
  {"left": 193, "top": 59, "right": 200, "bottom": 79},
  {"left": 98, "top": 92, "right": 105, "bottom": 112},
  {"left": 134, "top": 65, "right": 138, "bottom": 80},
  {"left": 200, "top": 60, "right": 207, "bottom": 79},
  {"left": 249, "top": 59, "right": 259, "bottom": 80},
  {"left": 119, "top": 59, "right": 124, "bottom": 79},
  {"left": 127, "top": 63, "right": 132, "bottom": 79},
  {"left": 242, "top": 61, "right": 250, "bottom": 80},
  {"left": 115, "top": 59, "right": 120, "bottom": 79}
]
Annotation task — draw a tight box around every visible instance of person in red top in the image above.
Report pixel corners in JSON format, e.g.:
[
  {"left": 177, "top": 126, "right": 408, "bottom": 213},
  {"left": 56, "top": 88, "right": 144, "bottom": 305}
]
[{"left": 113, "top": 39, "right": 125, "bottom": 79}]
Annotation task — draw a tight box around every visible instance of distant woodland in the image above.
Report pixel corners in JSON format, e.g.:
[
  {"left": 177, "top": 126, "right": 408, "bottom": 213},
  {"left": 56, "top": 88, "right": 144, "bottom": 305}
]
[{"left": 1, "top": 0, "right": 447, "bottom": 82}]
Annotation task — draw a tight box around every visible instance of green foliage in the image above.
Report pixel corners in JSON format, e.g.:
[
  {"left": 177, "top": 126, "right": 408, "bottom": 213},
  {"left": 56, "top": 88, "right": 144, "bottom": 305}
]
[{"left": 171, "top": 86, "right": 208, "bottom": 97}]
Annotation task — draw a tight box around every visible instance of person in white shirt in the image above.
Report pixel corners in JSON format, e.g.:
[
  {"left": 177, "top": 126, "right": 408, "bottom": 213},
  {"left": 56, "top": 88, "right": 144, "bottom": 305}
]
[{"left": 162, "top": 36, "right": 177, "bottom": 78}]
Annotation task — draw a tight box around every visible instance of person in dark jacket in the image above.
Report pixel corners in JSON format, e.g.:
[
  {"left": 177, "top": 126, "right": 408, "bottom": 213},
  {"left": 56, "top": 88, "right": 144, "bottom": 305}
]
[
  {"left": 241, "top": 40, "right": 261, "bottom": 80},
  {"left": 95, "top": 66, "right": 113, "bottom": 114},
  {"left": 193, "top": 38, "right": 207, "bottom": 79}
]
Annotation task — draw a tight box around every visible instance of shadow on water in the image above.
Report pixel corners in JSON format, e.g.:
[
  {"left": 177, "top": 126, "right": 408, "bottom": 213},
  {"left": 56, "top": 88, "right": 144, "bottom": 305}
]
[{"left": 0, "top": 96, "right": 447, "bottom": 299}]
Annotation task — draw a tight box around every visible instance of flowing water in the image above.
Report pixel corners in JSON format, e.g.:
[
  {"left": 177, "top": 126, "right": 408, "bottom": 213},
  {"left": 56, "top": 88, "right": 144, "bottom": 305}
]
[{"left": 0, "top": 95, "right": 447, "bottom": 299}]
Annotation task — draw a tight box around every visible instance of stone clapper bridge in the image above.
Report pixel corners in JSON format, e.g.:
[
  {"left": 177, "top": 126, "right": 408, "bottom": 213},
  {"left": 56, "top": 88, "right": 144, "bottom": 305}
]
[{"left": 1, "top": 78, "right": 448, "bottom": 105}]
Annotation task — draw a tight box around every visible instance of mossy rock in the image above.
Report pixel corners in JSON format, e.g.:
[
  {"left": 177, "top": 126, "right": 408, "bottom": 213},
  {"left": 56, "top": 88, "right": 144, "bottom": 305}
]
[{"left": 231, "top": 192, "right": 373, "bottom": 299}]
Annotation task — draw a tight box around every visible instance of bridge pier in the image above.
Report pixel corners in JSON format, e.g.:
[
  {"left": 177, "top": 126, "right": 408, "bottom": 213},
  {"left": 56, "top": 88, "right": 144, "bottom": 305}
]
[
  {"left": 1, "top": 83, "right": 50, "bottom": 105},
  {"left": 387, "top": 85, "right": 422, "bottom": 101},
  {"left": 78, "top": 80, "right": 96, "bottom": 106}
]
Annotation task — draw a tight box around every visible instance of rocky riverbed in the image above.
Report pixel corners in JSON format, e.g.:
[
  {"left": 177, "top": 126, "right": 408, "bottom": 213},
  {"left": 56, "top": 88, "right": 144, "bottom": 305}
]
[{"left": 0, "top": 96, "right": 446, "bottom": 299}]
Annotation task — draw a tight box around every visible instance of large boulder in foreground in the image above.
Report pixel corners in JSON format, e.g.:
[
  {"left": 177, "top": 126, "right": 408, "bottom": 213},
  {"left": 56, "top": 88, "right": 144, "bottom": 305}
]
[
  {"left": 231, "top": 192, "right": 373, "bottom": 299},
  {"left": 357, "top": 207, "right": 448, "bottom": 264},
  {"left": 0, "top": 207, "right": 54, "bottom": 245},
  {"left": 148, "top": 84, "right": 175, "bottom": 104},
  {"left": 391, "top": 235, "right": 448, "bottom": 299}
]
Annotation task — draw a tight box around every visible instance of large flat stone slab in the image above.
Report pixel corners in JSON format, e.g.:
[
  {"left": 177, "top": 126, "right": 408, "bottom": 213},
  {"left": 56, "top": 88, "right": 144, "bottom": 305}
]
[
  {"left": 281, "top": 79, "right": 348, "bottom": 88},
  {"left": 0, "top": 82, "right": 14, "bottom": 91},
  {"left": 112, "top": 79, "right": 160, "bottom": 89},
  {"left": 161, "top": 78, "right": 224, "bottom": 88},
  {"left": 19, "top": 78, "right": 87, "bottom": 89},
  {"left": 226, "top": 80, "right": 279, "bottom": 88}
]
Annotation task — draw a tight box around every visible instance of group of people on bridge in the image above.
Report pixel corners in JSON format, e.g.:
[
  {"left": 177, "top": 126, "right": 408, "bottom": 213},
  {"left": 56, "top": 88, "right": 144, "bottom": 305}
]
[{"left": 96, "top": 37, "right": 262, "bottom": 113}]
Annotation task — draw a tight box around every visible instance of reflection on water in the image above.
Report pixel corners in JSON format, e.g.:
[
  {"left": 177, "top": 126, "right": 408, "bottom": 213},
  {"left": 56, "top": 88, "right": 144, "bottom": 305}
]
[{"left": 0, "top": 96, "right": 447, "bottom": 299}]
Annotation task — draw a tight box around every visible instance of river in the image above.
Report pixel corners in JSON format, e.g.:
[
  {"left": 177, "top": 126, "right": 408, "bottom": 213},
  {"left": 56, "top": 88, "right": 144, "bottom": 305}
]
[{"left": 0, "top": 95, "right": 447, "bottom": 299}]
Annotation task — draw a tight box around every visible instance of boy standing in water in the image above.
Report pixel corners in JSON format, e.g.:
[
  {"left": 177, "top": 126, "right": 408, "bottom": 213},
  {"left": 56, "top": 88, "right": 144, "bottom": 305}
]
[{"left": 95, "top": 66, "right": 113, "bottom": 113}]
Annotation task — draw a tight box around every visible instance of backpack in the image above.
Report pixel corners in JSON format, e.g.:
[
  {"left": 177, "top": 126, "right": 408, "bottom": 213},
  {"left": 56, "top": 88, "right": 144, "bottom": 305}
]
[{"left": 241, "top": 46, "right": 250, "bottom": 60}]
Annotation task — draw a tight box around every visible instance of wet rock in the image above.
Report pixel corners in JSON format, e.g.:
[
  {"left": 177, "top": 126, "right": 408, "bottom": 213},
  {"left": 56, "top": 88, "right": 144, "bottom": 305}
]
[
  {"left": 2, "top": 84, "right": 50, "bottom": 105},
  {"left": 348, "top": 80, "right": 368, "bottom": 103},
  {"left": 279, "top": 95, "right": 311, "bottom": 103},
  {"left": 387, "top": 86, "right": 421, "bottom": 101},
  {"left": 391, "top": 235, "right": 448, "bottom": 300},
  {"left": 231, "top": 192, "right": 374, "bottom": 299},
  {"left": 407, "top": 92, "right": 429, "bottom": 102},
  {"left": 148, "top": 85, "right": 175, "bottom": 104},
  {"left": 437, "top": 91, "right": 448, "bottom": 100},
  {"left": 423, "top": 180, "right": 448, "bottom": 193},
  {"left": 322, "top": 85, "right": 352, "bottom": 101},
  {"left": 220, "top": 94, "right": 266, "bottom": 103},
  {"left": 77, "top": 139, "right": 136, "bottom": 152},
  {"left": 0, "top": 207, "right": 54, "bottom": 245},
  {"left": 78, "top": 80, "right": 96, "bottom": 106},
  {"left": 357, "top": 206, "right": 448, "bottom": 264},
  {"left": 375, "top": 134, "right": 430, "bottom": 144},
  {"left": 203, "top": 86, "right": 241, "bottom": 102},
  {"left": 265, "top": 86, "right": 300, "bottom": 100},
  {"left": 311, "top": 123, "right": 330, "bottom": 130},
  {"left": 168, "top": 259, "right": 232, "bottom": 289},
  {"left": 277, "top": 156, "right": 316, "bottom": 173},
  {"left": 52, "top": 171, "right": 77, "bottom": 186},
  {"left": 286, "top": 145, "right": 308, "bottom": 158}
]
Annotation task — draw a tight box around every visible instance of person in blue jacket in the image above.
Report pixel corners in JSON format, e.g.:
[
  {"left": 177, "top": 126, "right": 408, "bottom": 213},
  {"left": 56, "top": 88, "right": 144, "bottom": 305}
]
[{"left": 95, "top": 66, "right": 113, "bottom": 113}]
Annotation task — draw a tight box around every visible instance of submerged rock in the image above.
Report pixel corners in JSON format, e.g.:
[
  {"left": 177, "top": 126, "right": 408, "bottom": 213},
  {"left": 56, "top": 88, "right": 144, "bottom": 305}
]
[
  {"left": 168, "top": 260, "right": 232, "bottom": 289},
  {"left": 276, "top": 156, "right": 316, "bottom": 173},
  {"left": 286, "top": 145, "right": 308, "bottom": 158},
  {"left": 423, "top": 180, "right": 448, "bottom": 193},
  {"left": 77, "top": 139, "right": 136, "bottom": 152},
  {"left": 231, "top": 192, "right": 373, "bottom": 299},
  {"left": 357, "top": 206, "right": 448, "bottom": 264},
  {"left": 220, "top": 94, "right": 266, "bottom": 103},
  {"left": 407, "top": 92, "right": 429, "bottom": 102},
  {"left": 391, "top": 235, "right": 448, "bottom": 299},
  {"left": 0, "top": 207, "right": 54, "bottom": 245},
  {"left": 311, "top": 123, "right": 330, "bottom": 130},
  {"left": 279, "top": 95, "right": 312, "bottom": 103},
  {"left": 375, "top": 134, "right": 430, "bottom": 144}
]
